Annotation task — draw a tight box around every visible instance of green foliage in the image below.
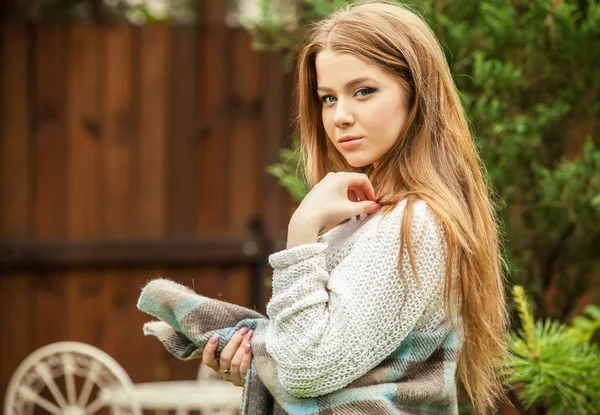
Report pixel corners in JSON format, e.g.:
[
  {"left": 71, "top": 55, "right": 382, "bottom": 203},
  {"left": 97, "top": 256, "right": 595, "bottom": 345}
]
[
  {"left": 571, "top": 304, "right": 600, "bottom": 343},
  {"left": 507, "top": 286, "right": 600, "bottom": 414},
  {"left": 420, "top": 0, "right": 600, "bottom": 320},
  {"left": 20, "top": 0, "right": 195, "bottom": 22},
  {"left": 266, "top": 137, "right": 309, "bottom": 201},
  {"left": 253, "top": 1, "right": 600, "bottom": 410},
  {"left": 256, "top": 0, "right": 600, "bottom": 320},
  {"left": 240, "top": 0, "right": 358, "bottom": 65}
]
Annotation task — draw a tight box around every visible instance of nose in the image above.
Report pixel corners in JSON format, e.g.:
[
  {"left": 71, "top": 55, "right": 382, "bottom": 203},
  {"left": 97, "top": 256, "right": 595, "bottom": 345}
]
[{"left": 333, "top": 101, "right": 355, "bottom": 128}]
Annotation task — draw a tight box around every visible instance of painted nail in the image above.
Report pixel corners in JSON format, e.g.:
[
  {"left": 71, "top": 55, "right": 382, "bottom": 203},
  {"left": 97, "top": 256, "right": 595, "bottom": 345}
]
[
  {"left": 239, "top": 327, "right": 249, "bottom": 336},
  {"left": 210, "top": 333, "right": 220, "bottom": 344},
  {"left": 246, "top": 330, "right": 254, "bottom": 341},
  {"left": 244, "top": 343, "right": 252, "bottom": 355}
]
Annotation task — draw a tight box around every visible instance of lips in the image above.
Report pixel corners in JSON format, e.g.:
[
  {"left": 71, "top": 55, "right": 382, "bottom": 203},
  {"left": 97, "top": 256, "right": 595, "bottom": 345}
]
[
  {"left": 338, "top": 136, "right": 362, "bottom": 144},
  {"left": 338, "top": 137, "right": 363, "bottom": 150}
]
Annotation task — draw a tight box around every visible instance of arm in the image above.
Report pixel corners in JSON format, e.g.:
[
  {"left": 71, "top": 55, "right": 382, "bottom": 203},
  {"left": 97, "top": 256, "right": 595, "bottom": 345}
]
[{"left": 265, "top": 201, "right": 447, "bottom": 397}]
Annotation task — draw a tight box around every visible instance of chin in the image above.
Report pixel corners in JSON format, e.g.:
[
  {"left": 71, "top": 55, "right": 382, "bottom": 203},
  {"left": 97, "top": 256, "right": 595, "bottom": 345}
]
[{"left": 346, "top": 158, "right": 375, "bottom": 168}]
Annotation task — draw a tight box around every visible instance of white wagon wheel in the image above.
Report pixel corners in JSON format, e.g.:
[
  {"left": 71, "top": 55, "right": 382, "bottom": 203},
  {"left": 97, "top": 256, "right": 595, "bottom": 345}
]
[{"left": 4, "top": 341, "right": 141, "bottom": 415}]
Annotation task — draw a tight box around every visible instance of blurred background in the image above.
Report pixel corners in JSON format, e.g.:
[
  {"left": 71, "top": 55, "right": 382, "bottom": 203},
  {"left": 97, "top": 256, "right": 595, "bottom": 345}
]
[
  {"left": 0, "top": 0, "right": 298, "bottom": 407},
  {"left": 0, "top": 0, "right": 599, "bottom": 413}
]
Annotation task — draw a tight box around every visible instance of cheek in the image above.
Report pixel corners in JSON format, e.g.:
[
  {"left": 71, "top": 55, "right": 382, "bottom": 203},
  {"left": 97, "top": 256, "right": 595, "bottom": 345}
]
[
  {"left": 322, "top": 109, "right": 335, "bottom": 140},
  {"left": 367, "top": 98, "right": 407, "bottom": 141}
]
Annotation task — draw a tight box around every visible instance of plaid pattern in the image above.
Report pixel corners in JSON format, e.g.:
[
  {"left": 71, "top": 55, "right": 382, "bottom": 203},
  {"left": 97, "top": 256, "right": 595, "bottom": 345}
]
[{"left": 138, "top": 279, "right": 461, "bottom": 414}]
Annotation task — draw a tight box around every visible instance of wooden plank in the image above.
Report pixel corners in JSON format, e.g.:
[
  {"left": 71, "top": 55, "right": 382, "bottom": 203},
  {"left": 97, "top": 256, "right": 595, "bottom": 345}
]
[
  {"left": 101, "top": 271, "right": 134, "bottom": 361},
  {"left": 222, "top": 30, "right": 263, "bottom": 307},
  {"left": 0, "top": 273, "right": 32, "bottom": 405},
  {"left": 103, "top": 25, "right": 134, "bottom": 237},
  {"left": 31, "top": 273, "right": 66, "bottom": 349},
  {"left": 133, "top": 25, "right": 170, "bottom": 238},
  {"left": 225, "top": 266, "right": 253, "bottom": 308},
  {"left": 102, "top": 26, "right": 139, "bottom": 386},
  {"left": 102, "top": 27, "right": 137, "bottom": 380},
  {"left": 261, "top": 51, "right": 295, "bottom": 237},
  {"left": 228, "top": 29, "right": 262, "bottom": 232},
  {"left": 195, "top": 24, "right": 231, "bottom": 234},
  {"left": 169, "top": 26, "right": 197, "bottom": 236},
  {"left": 0, "top": 24, "right": 31, "bottom": 239},
  {"left": 31, "top": 24, "right": 68, "bottom": 239},
  {"left": 67, "top": 24, "right": 103, "bottom": 239},
  {"left": 0, "top": 236, "right": 270, "bottom": 270},
  {"left": 64, "top": 24, "right": 105, "bottom": 358},
  {"left": 260, "top": 52, "right": 295, "bottom": 310},
  {"left": 65, "top": 271, "right": 107, "bottom": 345},
  {"left": 196, "top": 0, "right": 231, "bottom": 234}
]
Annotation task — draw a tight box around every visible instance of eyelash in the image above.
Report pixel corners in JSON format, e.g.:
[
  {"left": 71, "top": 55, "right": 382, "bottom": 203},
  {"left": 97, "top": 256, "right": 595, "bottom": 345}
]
[{"left": 318, "top": 87, "right": 377, "bottom": 105}]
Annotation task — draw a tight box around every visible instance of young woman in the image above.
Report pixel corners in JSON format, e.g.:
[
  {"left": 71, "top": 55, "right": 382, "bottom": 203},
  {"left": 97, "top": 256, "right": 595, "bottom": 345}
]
[{"left": 203, "top": 0, "right": 509, "bottom": 413}]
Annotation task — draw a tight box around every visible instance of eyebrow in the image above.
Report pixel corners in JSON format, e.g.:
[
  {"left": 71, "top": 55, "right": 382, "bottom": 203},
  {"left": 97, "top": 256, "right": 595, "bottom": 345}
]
[{"left": 316, "top": 77, "right": 376, "bottom": 93}]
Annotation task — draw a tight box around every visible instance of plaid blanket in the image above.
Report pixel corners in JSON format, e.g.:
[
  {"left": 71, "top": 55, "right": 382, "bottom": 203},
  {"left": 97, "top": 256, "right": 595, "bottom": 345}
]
[{"left": 138, "top": 278, "right": 460, "bottom": 414}]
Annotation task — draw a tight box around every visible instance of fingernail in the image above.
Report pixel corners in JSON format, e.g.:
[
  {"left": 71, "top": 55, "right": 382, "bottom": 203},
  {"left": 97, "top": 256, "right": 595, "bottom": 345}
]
[
  {"left": 246, "top": 330, "right": 254, "bottom": 341},
  {"left": 239, "top": 327, "right": 248, "bottom": 336},
  {"left": 371, "top": 203, "right": 381, "bottom": 212},
  {"left": 244, "top": 343, "right": 252, "bottom": 354},
  {"left": 210, "top": 333, "right": 220, "bottom": 344}
]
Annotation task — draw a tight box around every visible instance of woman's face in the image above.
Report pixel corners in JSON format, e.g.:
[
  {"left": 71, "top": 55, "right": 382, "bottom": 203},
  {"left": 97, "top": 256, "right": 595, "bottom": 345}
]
[{"left": 315, "top": 51, "right": 410, "bottom": 168}]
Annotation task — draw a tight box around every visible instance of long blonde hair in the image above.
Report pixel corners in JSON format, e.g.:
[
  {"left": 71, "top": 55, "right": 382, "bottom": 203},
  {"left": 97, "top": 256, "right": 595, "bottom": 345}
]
[{"left": 295, "top": 1, "right": 509, "bottom": 412}]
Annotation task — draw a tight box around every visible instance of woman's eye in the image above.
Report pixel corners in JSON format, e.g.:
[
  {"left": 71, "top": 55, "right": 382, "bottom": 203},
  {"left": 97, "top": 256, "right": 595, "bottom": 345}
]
[
  {"left": 319, "top": 95, "right": 336, "bottom": 104},
  {"left": 355, "top": 87, "right": 376, "bottom": 98}
]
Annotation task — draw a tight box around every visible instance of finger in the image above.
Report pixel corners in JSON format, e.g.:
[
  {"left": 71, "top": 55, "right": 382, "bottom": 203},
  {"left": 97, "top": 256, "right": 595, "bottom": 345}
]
[
  {"left": 349, "top": 188, "right": 368, "bottom": 220},
  {"left": 347, "top": 189, "right": 359, "bottom": 202},
  {"left": 219, "top": 327, "right": 248, "bottom": 373},
  {"left": 230, "top": 330, "right": 254, "bottom": 386},
  {"left": 343, "top": 173, "right": 376, "bottom": 201},
  {"left": 348, "top": 187, "right": 367, "bottom": 203},
  {"left": 347, "top": 200, "right": 381, "bottom": 219},
  {"left": 353, "top": 188, "right": 367, "bottom": 203},
  {"left": 359, "top": 201, "right": 381, "bottom": 215},
  {"left": 202, "top": 333, "right": 221, "bottom": 372},
  {"left": 239, "top": 342, "right": 253, "bottom": 383}
]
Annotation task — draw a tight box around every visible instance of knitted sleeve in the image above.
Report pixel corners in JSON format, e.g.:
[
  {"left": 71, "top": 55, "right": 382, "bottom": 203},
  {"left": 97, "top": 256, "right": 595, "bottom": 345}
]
[{"left": 265, "top": 201, "right": 447, "bottom": 398}]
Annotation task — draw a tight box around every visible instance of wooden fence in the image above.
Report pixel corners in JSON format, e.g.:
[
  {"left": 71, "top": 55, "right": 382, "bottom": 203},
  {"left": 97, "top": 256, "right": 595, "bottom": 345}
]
[{"left": 0, "top": 21, "right": 296, "bottom": 403}]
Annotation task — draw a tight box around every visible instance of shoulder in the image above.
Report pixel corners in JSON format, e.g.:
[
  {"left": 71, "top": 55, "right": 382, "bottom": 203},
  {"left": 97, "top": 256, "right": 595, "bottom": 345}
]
[
  {"left": 409, "top": 200, "right": 440, "bottom": 234},
  {"left": 371, "top": 199, "right": 436, "bottom": 232},
  {"left": 360, "top": 199, "right": 443, "bottom": 250}
]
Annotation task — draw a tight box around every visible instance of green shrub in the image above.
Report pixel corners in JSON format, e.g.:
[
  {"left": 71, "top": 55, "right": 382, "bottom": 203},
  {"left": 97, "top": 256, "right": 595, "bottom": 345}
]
[
  {"left": 256, "top": 0, "right": 600, "bottom": 319},
  {"left": 507, "top": 286, "right": 600, "bottom": 413},
  {"left": 253, "top": 0, "right": 600, "bottom": 411}
]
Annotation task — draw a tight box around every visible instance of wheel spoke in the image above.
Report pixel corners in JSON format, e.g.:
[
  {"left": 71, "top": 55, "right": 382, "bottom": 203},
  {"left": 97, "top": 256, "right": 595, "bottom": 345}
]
[
  {"left": 19, "top": 385, "right": 62, "bottom": 415},
  {"left": 32, "top": 395, "right": 63, "bottom": 415},
  {"left": 111, "top": 405, "right": 132, "bottom": 415},
  {"left": 77, "top": 360, "right": 99, "bottom": 407},
  {"left": 62, "top": 353, "right": 77, "bottom": 404},
  {"left": 85, "top": 397, "right": 104, "bottom": 414},
  {"left": 35, "top": 363, "right": 68, "bottom": 408}
]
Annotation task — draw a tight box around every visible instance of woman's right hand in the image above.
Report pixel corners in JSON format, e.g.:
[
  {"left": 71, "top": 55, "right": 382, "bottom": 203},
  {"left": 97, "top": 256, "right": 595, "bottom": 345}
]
[{"left": 202, "top": 327, "right": 254, "bottom": 387}]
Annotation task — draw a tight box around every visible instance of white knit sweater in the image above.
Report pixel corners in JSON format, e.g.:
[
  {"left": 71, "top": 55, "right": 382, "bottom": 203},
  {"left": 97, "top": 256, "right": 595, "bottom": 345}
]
[{"left": 265, "top": 200, "right": 452, "bottom": 398}]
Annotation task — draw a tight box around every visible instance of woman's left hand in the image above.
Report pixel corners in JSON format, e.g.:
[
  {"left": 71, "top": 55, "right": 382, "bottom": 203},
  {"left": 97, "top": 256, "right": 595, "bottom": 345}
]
[
  {"left": 287, "top": 172, "right": 381, "bottom": 248},
  {"left": 202, "top": 328, "right": 254, "bottom": 387}
]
